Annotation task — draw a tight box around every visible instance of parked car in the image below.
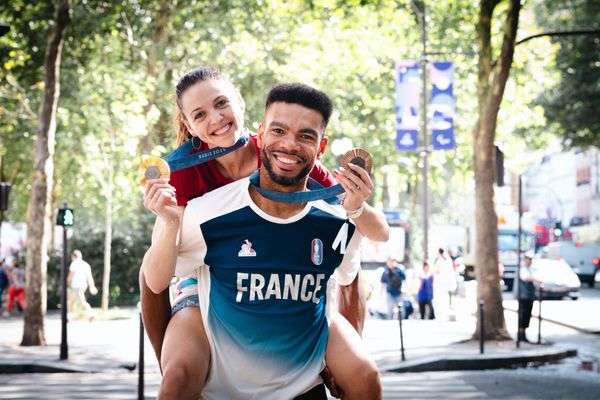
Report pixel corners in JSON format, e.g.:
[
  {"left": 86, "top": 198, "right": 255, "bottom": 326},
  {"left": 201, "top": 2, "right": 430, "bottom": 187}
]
[
  {"left": 531, "top": 258, "right": 581, "bottom": 300},
  {"left": 543, "top": 241, "right": 600, "bottom": 288}
]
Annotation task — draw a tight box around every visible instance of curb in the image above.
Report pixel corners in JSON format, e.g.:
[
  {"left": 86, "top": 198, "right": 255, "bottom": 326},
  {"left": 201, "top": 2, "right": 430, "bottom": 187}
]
[
  {"left": 0, "top": 359, "right": 137, "bottom": 374},
  {"left": 503, "top": 306, "right": 600, "bottom": 335},
  {"left": 384, "top": 348, "right": 578, "bottom": 373},
  {"left": 0, "top": 360, "right": 97, "bottom": 374}
]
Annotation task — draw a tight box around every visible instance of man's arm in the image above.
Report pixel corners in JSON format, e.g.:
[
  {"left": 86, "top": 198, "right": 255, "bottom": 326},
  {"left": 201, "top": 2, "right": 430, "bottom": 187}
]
[
  {"left": 333, "top": 224, "right": 367, "bottom": 336},
  {"left": 139, "top": 269, "right": 171, "bottom": 367},
  {"left": 336, "top": 272, "right": 366, "bottom": 336}
]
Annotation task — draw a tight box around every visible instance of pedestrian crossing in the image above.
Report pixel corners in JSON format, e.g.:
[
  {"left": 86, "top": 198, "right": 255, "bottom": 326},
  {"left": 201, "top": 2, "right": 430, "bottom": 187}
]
[
  {"left": 377, "top": 372, "right": 486, "bottom": 400},
  {"left": 0, "top": 371, "right": 487, "bottom": 400}
]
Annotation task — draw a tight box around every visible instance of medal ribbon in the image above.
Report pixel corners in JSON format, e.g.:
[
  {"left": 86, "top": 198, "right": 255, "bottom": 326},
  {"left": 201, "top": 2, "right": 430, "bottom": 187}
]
[
  {"left": 164, "top": 130, "right": 250, "bottom": 172},
  {"left": 248, "top": 170, "right": 351, "bottom": 253},
  {"left": 248, "top": 170, "right": 344, "bottom": 205}
]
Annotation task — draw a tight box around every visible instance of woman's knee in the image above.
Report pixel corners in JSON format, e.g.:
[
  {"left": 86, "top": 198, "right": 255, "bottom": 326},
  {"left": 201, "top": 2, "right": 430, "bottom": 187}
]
[{"left": 159, "top": 362, "right": 203, "bottom": 399}]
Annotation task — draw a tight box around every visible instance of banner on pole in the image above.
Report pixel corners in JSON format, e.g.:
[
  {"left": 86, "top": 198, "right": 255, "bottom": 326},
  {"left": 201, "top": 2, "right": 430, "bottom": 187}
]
[
  {"left": 430, "top": 62, "right": 455, "bottom": 150},
  {"left": 394, "top": 60, "right": 420, "bottom": 151}
]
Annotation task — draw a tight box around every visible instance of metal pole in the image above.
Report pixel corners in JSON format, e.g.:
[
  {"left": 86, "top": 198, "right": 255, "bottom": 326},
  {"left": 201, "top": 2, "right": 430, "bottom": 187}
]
[
  {"left": 516, "top": 175, "right": 522, "bottom": 348},
  {"left": 421, "top": 2, "right": 429, "bottom": 265},
  {"left": 537, "top": 287, "right": 543, "bottom": 344},
  {"left": 398, "top": 302, "right": 406, "bottom": 361},
  {"left": 479, "top": 300, "right": 485, "bottom": 354},
  {"left": 60, "top": 203, "right": 69, "bottom": 360},
  {"left": 138, "top": 306, "right": 145, "bottom": 400}
]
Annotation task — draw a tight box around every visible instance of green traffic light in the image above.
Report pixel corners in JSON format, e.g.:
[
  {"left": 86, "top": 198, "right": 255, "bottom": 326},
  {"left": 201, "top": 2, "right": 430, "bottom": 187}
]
[{"left": 63, "top": 209, "right": 74, "bottom": 226}]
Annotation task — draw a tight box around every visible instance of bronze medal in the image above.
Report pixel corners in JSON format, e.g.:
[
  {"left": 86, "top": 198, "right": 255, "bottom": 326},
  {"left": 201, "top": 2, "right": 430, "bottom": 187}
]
[
  {"left": 138, "top": 156, "right": 171, "bottom": 187},
  {"left": 340, "top": 148, "right": 372, "bottom": 174}
]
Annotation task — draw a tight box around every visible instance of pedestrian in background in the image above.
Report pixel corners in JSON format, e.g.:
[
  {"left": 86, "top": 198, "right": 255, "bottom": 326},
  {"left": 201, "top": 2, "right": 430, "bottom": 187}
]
[
  {"left": 67, "top": 250, "right": 98, "bottom": 321},
  {"left": 433, "top": 247, "right": 457, "bottom": 319},
  {"left": 417, "top": 262, "right": 435, "bottom": 320},
  {"left": 0, "top": 259, "right": 8, "bottom": 315},
  {"left": 380, "top": 257, "right": 406, "bottom": 320},
  {"left": 6, "top": 260, "right": 25, "bottom": 316},
  {"left": 518, "top": 253, "right": 541, "bottom": 343}
]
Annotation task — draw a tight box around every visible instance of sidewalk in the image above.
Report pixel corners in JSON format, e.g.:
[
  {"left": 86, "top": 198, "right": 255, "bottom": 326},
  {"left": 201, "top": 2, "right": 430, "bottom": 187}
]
[{"left": 0, "top": 306, "right": 576, "bottom": 376}]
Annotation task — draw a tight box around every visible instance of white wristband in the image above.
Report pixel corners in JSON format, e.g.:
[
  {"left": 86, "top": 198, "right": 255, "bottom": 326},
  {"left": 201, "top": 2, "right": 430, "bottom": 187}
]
[{"left": 346, "top": 202, "right": 365, "bottom": 219}]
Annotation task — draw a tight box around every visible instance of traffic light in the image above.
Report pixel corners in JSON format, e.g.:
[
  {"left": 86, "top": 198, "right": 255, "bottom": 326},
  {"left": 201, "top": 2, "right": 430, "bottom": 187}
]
[
  {"left": 0, "top": 182, "right": 11, "bottom": 211},
  {"left": 553, "top": 221, "right": 563, "bottom": 237},
  {"left": 57, "top": 207, "right": 74, "bottom": 226}
]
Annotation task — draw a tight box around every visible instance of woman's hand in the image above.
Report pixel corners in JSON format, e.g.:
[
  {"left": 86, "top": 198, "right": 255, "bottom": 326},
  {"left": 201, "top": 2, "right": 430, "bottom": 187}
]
[
  {"left": 334, "top": 163, "right": 373, "bottom": 213},
  {"left": 143, "top": 178, "right": 179, "bottom": 225}
]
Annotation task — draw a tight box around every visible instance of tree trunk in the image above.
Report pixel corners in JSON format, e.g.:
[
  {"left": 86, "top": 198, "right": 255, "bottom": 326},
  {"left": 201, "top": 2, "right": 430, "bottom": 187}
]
[
  {"left": 21, "top": 0, "right": 71, "bottom": 346},
  {"left": 472, "top": 0, "right": 521, "bottom": 341},
  {"left": 101, "top": 132, "right": 115, "bottom": 312}
]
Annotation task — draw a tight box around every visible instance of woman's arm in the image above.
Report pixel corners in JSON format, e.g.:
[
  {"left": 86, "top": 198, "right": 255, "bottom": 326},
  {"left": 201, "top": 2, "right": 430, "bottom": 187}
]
[{"left": 141, "top": 178, "right": 182, "bottom": 293}]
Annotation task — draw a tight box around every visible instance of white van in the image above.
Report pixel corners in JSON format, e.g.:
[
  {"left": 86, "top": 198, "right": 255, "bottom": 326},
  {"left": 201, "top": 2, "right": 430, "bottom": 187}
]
[{"left": 544, "top": 241, "right": 600, "bottom": 288}]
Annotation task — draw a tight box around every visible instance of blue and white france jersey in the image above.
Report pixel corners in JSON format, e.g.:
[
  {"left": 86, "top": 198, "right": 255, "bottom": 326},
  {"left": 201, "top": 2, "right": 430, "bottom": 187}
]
[{"left": 176, "top": 177, "right": 362, "bottom": 400}]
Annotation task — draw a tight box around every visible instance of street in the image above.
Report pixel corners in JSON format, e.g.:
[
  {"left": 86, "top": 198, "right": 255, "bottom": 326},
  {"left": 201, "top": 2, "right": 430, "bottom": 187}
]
[{"left": 1, "top": 286, "right": 599, "bottom": 399}]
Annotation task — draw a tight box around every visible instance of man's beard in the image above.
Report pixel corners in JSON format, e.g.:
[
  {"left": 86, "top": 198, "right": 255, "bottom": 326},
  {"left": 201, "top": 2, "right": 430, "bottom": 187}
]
[{"left": 261, "top": 148, "right": 313, "bottom": 186}]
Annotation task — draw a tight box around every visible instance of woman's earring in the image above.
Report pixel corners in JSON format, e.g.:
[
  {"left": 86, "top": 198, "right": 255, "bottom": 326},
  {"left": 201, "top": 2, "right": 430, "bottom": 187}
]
[{"left": 191, "top": 136, "right": 202, "bottom": 150}]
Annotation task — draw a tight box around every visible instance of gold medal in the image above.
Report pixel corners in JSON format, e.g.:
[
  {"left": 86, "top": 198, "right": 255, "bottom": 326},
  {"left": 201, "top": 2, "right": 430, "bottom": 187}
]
[
  {"left": 340, "top": 148, "right": 372, "bottom": 174},
  {"left": 138, "top": 156, "right": 171, "bottom": 187}
]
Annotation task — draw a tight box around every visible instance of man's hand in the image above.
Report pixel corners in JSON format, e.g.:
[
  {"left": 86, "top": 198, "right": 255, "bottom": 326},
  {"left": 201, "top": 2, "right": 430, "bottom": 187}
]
[
  {"left": 320, "top": 366, "right": 343, "bottom": 398},
  {"left": 89, "top": 286, "right": 98, "bottom": 296}
]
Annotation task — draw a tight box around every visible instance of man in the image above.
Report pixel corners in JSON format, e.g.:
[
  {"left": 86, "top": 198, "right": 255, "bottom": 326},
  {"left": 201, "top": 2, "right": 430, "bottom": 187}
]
[
  {"left": 380, "top": 257, "right": 405, "bottom": 319},
  {"left": 175, "top": 83, "right": 381, "bottom": 399},
  {"left": 67, "top": 250, "right": 98, "bottom": 321},
  {"left": 517, "top": 253, "right": 540, "bottom": 343}
]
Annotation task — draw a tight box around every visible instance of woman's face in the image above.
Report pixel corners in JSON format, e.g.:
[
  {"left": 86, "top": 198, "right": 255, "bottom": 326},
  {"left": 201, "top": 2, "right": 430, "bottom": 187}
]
[{"left": 180, "top": 79, "right": 245, "bottom": 148}]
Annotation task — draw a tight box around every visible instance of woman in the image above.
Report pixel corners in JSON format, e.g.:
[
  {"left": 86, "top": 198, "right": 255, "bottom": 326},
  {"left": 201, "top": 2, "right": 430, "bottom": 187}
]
[{"left": 141, "top": 67, "right": 387, "bottom": 399}]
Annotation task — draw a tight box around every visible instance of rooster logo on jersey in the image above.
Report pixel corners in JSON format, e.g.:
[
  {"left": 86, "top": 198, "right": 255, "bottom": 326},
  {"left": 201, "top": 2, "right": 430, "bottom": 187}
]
[{"left": 238, "top": 239, "right": 257, "bottom": 257}]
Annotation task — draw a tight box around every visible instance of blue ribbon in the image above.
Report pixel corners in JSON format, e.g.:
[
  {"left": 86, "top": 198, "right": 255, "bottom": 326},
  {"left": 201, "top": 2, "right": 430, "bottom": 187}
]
[
  {"left": 248, "top": 170, "right": 343, "bottom": 204},
  {"left": 164, "top": 130, "right": 250, "bottom": 172}
]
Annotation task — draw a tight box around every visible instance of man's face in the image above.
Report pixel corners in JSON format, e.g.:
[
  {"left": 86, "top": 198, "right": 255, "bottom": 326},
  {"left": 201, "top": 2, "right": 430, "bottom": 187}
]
[{"left": 258, "top": 101, "right": 328, "bottom": 187}]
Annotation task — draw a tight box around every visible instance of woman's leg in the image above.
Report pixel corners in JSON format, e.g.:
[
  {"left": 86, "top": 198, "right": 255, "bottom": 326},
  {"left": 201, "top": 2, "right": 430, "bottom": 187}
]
[
  {"left": 7, "top": 287, "right": 15, "bottom": 312},
  {"left": 418, "top": 300, "right": 425, "bottom": 319},
  {"left": 158, "top": 304, "right": 211, "bottom": 400},
  {"left": 428, "top": 300, "right": 435, "bottom": 319},
  {"left": 139, "top": 270, "right": 172, "bottom": 366},
  {"left": 325, "top": 313, "right": 381, "bottom": 400},
  {"left": 17, "top": 288, "right": 25, "bottom": 309}
]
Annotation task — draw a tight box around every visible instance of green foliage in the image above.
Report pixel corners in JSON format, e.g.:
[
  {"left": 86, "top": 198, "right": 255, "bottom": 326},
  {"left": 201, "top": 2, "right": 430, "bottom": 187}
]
[
  {"left": 533, "top": 0, "right": 600, "bottom": 148},
  {"left": 0, "top": 0, "right": 574, "bottom": 276}
]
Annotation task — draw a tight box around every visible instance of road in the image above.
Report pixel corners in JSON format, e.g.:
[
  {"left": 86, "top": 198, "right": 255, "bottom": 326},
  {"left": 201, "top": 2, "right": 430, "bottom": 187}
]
[{"left": 0, "top": 287, "right": 598, "bottom": 399}]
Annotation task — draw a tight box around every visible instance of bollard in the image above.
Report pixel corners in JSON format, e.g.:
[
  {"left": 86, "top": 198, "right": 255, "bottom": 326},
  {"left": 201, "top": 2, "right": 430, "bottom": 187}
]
[
  {"left": 398, "top": 302, "right": 406, "bottom": 361},
  {"left": 479, "top": 300, "right": 485, "bottom": 354},
  {"left": 138, "top": 305, "right": 144, "bottom": 400},
  {"left": 537, "top": 287, "right": 543, "bottom": 344}
]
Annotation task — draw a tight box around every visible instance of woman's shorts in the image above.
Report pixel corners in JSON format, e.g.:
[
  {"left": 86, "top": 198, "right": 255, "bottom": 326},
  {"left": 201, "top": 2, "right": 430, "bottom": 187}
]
[
  {"left": 171, "top": 294, "right": 199, "bottom": 317},
  {"left": 170, "top": 277, "right": 199, "bottom": 317}
]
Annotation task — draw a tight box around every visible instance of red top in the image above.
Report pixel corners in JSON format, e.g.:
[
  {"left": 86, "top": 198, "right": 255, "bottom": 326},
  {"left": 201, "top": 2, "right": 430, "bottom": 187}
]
[{"left": 169, "top": 133, "right": 336, "bottom": 206}]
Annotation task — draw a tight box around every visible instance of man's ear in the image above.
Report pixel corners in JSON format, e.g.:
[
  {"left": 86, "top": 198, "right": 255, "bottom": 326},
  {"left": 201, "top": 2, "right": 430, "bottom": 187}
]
[
  {"left": 257, "top": 123, "right": 265, "bottom": 146},
  {"left": 316, "top": 135, "right": 328, "bottom": 160}
]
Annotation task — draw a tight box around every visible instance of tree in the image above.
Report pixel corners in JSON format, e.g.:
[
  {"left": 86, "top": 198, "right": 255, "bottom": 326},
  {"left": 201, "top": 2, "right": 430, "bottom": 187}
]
[
  {"left": 534, "top": 0, "right": 600, "bottom": 148},
  {"left": 472, "top": 0, "right": 521, "bottom": 340},
  {"left": 22, "top": 0, "right": 71, "bottom": 346}
]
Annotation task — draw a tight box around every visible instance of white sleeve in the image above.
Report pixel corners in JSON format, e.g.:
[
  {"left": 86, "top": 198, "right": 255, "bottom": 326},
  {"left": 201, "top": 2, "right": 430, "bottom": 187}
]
[
  {"left": 333, "top": 226, "right": 363, "bottom": 286},
  {"left": 519, "top": 265, "right": 530, "bottom": 281},
  {"left": 175, "top": 204, "right": 207, "bottom": 278}
]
